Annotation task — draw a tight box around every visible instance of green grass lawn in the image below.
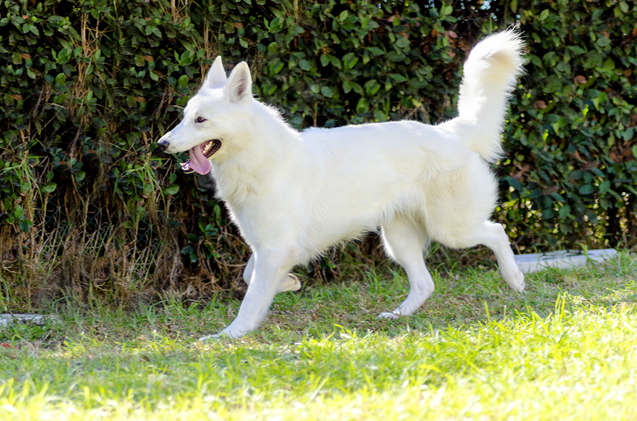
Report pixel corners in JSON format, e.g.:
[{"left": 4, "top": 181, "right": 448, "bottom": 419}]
[{"left": 1, "top": 252, "right": 636, "bottom": 420}]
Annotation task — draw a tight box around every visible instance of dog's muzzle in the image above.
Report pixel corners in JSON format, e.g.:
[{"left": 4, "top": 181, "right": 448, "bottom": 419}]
[{"left": 157, "top": 138, "right": 170, "bottom": 151}]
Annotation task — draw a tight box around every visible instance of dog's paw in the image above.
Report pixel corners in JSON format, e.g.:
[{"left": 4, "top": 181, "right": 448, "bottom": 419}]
[
  {"left": 278, "top": 274, "right": 302, "bottom": 293},
  {"left": 504, "top": 267, "right": 525, "bottom": 293},
  {"left": 199, "top": 326, "right": 244, "bottom": 341},
  {"left": 377, "top": 310, "right": 401, "bottom": 320},
  {"left": 198, "top": 332, "right": 224, "bottom": 341}
]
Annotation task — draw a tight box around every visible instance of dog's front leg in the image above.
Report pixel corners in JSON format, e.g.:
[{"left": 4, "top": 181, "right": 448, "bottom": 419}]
[
  {"left": 244, "top": 253, "right": 301, "bottom": 293},
  {"left": 243, "top": 254, "right": 255, "bottom": 285},
  {"left": 203, "top": 249, "right": 297, "bottom": 339}
]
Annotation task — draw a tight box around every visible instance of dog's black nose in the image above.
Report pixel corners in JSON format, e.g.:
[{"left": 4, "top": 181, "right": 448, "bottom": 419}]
[{"left": 157, "top": 139, "right": 169, "bottom": 151}]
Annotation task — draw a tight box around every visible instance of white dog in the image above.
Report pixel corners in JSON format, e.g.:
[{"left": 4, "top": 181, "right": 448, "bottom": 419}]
[{"left": 158, "top": 31, "right": 526, "bottom": 339}]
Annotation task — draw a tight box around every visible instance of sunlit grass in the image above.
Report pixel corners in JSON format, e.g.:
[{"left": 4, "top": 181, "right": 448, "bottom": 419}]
[{"left": 1, "top": 252, "right": 636, "bottom": 420}]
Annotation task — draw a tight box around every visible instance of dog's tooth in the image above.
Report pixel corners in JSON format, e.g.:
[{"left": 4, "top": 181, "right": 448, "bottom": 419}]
[{"left": 180, "top": 161, "right": 193, "bottom": 173}]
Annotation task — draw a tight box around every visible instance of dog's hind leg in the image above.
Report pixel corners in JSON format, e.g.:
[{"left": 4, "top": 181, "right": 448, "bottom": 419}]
[
  {"left": 378, "top": 218, "right": 435, "bottom": 319},
  {"left": 244, "top": 254, "right": 301, "bottom": 293},
  {"left": 473, "top": 221, "right": 525, "bottom": 293},
  {"left": 438, "top": 220, "right": 525, "bottom": 293}
]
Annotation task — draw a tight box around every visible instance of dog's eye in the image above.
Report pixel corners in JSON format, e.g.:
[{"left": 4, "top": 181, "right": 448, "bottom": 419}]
[{"left": 195, "top": 116, "right": 207, "bottom": 123}]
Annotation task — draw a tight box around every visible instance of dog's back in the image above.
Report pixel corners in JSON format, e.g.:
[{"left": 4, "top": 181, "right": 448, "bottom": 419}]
[{"left": 293, "top": 30, "right": 524, "bottom": 254}]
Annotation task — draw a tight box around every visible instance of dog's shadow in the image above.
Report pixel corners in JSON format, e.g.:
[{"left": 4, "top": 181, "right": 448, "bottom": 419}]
[{"left": 257, "top": 252, "right": 636, "bottom": 339}]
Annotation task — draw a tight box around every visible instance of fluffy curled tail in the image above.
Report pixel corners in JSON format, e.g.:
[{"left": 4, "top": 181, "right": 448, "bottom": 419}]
[{"left": 456, "top": 30, "right": 525, "bottom": 163}]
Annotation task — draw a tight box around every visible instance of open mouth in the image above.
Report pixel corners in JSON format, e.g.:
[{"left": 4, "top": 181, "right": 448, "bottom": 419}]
[{"left": 180, "top": 139, "right": 222, "bottom": 174}]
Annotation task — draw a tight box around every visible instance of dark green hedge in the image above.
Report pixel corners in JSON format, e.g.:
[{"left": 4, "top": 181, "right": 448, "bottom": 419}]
[{"left": 1, "top": 0, "right": 636, "bottom": 302}]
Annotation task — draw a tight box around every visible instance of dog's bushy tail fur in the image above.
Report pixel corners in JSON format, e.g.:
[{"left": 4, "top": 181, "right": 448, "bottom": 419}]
[{"left": 456, "top": 30, "right": 524, "bottom": 163}]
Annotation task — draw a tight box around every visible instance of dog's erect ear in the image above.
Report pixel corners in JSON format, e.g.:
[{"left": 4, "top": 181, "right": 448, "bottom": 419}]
[
  {"left": 203, "top": 56, "right": 227, "bottom": 89},
  {"left": 224, "top": 62, "right": 252, "bottom": 103}
]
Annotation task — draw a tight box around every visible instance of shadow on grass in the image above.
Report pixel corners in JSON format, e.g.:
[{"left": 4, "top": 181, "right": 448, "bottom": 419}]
[
  {"left": 2, "top": 252, "right": 635, "bottom": 345},
  {"left": 228, "top": 251, "right": 637, "bottom": 342}
]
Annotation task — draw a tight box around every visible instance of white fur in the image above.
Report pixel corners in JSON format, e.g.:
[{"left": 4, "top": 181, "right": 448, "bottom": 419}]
[{"left": 158, "top": 31, "right": 526, "bottom": 339}]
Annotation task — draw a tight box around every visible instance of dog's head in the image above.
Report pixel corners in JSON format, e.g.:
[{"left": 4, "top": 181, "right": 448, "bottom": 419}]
[{"left": 157, "top": 57, "right": 252, "bottom": 174}]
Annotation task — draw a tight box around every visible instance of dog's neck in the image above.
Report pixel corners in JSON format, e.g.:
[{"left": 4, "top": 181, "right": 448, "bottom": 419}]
[{"left": 210, "top": 101, "right": 302, "bottom": 206}]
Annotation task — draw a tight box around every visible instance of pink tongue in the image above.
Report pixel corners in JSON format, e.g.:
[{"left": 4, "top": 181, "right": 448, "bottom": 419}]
[{"left": 188, "top": 144, "right": 211, "bottom": 175}]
